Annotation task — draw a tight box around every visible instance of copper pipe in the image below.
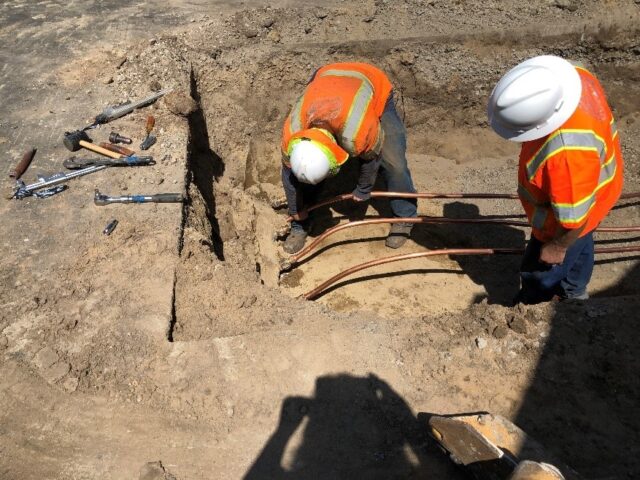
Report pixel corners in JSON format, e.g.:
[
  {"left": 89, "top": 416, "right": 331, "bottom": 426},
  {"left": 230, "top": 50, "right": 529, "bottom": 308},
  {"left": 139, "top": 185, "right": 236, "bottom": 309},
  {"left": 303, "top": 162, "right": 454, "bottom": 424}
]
[
  {"left": 303, "top": 245, "right": 640, "bottom": 300},
  {"left": 287, "top": 191, "right": 640, "bottom": 222},
  {"left": 291, "top": 217, "right": 640, "bottom": 263}
]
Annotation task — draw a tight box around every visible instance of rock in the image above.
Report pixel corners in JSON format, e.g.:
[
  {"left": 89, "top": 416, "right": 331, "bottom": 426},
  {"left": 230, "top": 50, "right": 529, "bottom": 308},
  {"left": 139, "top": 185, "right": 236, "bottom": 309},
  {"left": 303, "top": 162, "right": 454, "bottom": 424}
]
[
  {"left": 267, "top": 30, "right": 281, "bottom": 43},
  {"left": 475, "top": 337, "right": 488, "bottom": 349},
  {"left": 163, "top": 92, "right": 198, "bottom": 117},
  {"left": 508, "top": 315, "right": 528, "bottom": 335},
  {"left": 139, "top": 461, "right": 177, "bottom": 480},
  {"left": 0, "top": 335, "right": 8, "bottom": 350},
  {"left": 553, "top": 0, "right": 579, "bottom": 11},
  {"left": 63, "top": 376, "right": 79, "bottom": 393},
  {"left": 149, "top": 80, "right": 162, "bottom": 92},
  {"left": 33, "top": 347, "right": 59, "bottom": 369},
  {"left": 43, "top": 361, "right": 70, "bottom": 384},
  {"left": 314, "top": 8, "right": 329, "bottom": 19},
  {"left": 243, "top": 26, "right": 259, "bottom": 38},
  {"left": 492, "top": 325, "right": 509, "bottom": 339},
  {"left": 103, "top": 76, "right": 114, "bottom": 85},
  {"left": 261, "top": 18, "right": 274, "bottom": 28}
]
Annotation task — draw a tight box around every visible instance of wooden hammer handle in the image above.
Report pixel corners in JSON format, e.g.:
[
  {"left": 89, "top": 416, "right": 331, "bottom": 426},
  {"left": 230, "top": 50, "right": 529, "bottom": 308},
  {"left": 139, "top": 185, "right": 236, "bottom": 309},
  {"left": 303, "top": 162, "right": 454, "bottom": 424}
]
[{"left": 79, "top": 140, "right": 122, "bottom": 159}]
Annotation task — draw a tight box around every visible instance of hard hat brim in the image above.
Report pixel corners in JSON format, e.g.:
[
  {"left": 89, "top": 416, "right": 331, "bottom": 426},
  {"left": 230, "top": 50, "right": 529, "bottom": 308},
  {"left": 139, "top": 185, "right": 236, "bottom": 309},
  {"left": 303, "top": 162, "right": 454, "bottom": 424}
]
[{"left": 489, "top": 55, "right": 582, "bottom": 143}]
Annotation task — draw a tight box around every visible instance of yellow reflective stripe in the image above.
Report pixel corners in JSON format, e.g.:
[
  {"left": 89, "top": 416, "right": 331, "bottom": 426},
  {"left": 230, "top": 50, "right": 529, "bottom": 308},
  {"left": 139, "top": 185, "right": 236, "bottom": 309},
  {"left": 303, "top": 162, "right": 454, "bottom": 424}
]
[
  {"left": 525, "top": 129, "right": 606, "bottom": 180},
  {"left": 289, "top": 95, "right": 304, "bottom": 133},
  {"left": 610, "top": 117, "right": 618, "bottom": 140},
  {"left": 318, "top": 69, "right": 374, "bottom": 91},
  {"left": 341, "top": 81, "right": 374, "bottom": 153},
  {"left": 552, "top": 192, "right": 596, "bottom": 224},
  {"left": 595, "top": 153, "right": 617, "bottom": 193}
]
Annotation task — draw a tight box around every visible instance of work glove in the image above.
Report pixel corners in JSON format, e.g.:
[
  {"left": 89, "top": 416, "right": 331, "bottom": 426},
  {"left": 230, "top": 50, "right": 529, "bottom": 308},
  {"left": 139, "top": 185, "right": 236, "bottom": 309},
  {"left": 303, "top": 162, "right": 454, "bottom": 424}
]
[{"left": 352, "top": 187, "right": 371, "bottom": 202}]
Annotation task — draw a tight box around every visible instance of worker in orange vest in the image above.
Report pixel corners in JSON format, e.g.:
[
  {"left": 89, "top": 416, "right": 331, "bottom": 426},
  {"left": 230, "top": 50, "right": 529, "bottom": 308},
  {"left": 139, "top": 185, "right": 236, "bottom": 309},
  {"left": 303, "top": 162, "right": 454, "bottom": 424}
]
[
  {"left": 281, "top": 62, "right": 418, "bottom": 254},
  {"left": 488, "top": 55, "right": 623, "bottom": 304}
]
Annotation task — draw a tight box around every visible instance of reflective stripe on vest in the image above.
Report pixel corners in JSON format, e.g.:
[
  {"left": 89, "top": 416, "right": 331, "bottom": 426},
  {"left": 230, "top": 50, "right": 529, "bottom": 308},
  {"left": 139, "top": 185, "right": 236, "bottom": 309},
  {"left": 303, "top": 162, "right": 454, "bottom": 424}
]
[
  {"left": 289, "top": 95, "right": 305, "bottom": 133},
  {"left": 597, "top": 152, "right": 617, "bottom": 192},
  {"left": 551, "top": 193, "right": 597, "bottom": 225},
  {"left": 525, "top": 129, "right": 607, "bottom": 180},
  {"left": 610, "top": 117, "right": 618, "bottom": 140},
  {"left": 518, "top": 183, "right": 549, "bottom": 230},
  {"left": 318, "top": 69, "right": 375, "bottom": 153}
]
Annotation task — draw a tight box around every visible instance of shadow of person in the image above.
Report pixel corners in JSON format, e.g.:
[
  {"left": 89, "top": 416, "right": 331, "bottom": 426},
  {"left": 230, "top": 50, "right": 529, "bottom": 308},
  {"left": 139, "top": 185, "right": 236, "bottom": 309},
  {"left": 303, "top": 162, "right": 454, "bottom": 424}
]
[
  {"left": 513, "top": 262, "right": 640, "bottom": 477},
  {"left": 243, "top": 373, "right": 463, "bottom": 480},
  {"left": 411, "top": 201, "right": 526, "bottom": 305}
]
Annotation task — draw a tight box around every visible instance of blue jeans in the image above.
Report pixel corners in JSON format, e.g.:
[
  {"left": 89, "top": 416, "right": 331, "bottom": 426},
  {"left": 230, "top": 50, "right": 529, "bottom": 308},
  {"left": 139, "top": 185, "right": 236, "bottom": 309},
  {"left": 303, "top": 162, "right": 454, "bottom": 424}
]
[
  {"left": 379, "top": 94, "right": 418, "bottom": 218},
  {"left": 518, "top": 233, "right": 594, "bottom": 304}
]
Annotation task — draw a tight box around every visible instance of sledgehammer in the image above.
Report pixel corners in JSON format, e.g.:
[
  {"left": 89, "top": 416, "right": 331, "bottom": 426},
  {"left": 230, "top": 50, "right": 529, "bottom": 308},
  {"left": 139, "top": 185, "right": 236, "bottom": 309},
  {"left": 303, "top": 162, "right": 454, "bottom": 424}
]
[{"left": 63, "top": 130, "right": 122, "bottom": 159}]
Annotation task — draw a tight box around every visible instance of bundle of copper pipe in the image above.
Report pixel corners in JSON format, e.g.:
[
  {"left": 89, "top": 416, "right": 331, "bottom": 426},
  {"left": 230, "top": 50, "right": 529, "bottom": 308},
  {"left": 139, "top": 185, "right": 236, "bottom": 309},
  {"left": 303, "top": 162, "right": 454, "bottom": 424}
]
[{"left": 280, "top": 191, "right": 640, "bottom": 300}]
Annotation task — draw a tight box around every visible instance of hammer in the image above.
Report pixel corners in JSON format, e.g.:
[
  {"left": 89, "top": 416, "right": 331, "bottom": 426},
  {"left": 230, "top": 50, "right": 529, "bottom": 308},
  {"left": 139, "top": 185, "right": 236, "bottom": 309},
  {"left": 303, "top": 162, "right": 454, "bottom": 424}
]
[{"left": 63, "top": 130, "right": 122, "bottom": 159}]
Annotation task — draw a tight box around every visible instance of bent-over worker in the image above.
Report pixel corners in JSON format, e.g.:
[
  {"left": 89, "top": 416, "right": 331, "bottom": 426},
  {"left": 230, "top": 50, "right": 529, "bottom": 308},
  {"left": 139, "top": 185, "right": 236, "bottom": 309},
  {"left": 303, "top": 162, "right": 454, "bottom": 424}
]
[
  {"left": 281, "top": 62, "right": 418, "bottom": 254},
  {"left": 488, "top": 55, "right": 623, "bottom": 304}
]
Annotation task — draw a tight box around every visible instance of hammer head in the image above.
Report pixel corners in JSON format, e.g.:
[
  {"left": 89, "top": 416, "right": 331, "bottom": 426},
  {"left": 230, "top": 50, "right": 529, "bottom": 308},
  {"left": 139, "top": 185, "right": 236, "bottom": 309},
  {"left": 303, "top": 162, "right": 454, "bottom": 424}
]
[{"left": 63, "top": 130, "right": 91, "bottom": 152}]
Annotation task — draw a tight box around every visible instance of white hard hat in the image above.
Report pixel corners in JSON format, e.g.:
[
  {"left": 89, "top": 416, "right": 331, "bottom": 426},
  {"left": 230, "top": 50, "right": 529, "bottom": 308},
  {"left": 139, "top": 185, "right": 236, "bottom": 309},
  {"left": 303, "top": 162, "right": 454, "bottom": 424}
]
[
  {"left": 290, "top": 139, "right": 331, "bottom": 185},
  {"left": 488, "top": 55, "right": 582, "bottom": 142}
]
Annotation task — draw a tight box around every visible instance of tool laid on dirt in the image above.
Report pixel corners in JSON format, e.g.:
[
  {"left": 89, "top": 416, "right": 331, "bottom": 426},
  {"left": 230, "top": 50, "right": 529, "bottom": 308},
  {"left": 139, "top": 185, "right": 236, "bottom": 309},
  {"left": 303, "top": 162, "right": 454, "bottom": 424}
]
[
  {"left": 11, "top": 156, "right": 154, "bottom": 199},
  {"left": 98, "top": 142, "right": 136, "bottom": 157},
  {"left": 9, "top": 148, "right": 37, "bottom": 180},
  {"left": 140, "top": 115, "right": 157, "bottom": 150},
  {"left": 426, "top": 413, "right": 579, "bottom": 479},
  {"left": 103, "top": 219, "right": 118, "bottom": 236},
  {"left": 83, "top": 88, "right": 172, "bottom": 130},
  {"left": 63, "top": 130, "right": 122, "bottom": 159},
  {"left": 11, "top": 164, "right": 108, "bottom": 199},
  {"left": 94, "top": 189, "right": 183, "bottom": 206},
  {"left": 63, "top": 155, "right": 155, "bottom": 170},
  {"left": 109, "top": 132, "right": 132, "bottom": 145}
]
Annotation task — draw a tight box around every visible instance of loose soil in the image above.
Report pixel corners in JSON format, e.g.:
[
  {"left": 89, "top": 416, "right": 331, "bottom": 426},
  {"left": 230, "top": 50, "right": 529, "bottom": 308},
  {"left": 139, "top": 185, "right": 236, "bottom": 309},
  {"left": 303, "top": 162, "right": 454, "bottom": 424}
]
[{"left": 1, "top": 1, "right": 640, "bottom": 479}]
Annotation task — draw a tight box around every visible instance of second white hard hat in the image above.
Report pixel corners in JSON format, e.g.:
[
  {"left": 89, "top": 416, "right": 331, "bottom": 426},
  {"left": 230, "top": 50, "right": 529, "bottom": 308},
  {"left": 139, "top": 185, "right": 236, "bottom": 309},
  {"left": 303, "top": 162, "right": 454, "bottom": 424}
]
[
  {"left": 289, "top": 139, "right": 332, "bottom": 185},
  {"left": 487, "top": 55, "right": 582, "bottom": 142}
]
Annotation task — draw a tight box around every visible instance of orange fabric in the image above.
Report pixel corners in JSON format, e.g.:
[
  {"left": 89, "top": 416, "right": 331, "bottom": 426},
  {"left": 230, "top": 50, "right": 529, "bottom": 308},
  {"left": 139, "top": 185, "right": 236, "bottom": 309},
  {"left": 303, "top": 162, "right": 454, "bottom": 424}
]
[
  {"left": 518, "top": 67, "right": 623, "bottom": 243},
  {"left": 281, "top": 62, "right": 393, "bottom": 158}
]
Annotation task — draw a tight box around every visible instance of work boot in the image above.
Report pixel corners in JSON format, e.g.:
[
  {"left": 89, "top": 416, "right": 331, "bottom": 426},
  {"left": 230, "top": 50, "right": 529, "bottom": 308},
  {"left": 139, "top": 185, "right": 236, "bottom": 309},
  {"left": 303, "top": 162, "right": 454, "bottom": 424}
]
[
  {"left": 283, "top": 229, "right": 308, "bottom": 254},
  {"left": 385, "top": 223, "right": 413, "bottom": 249}
]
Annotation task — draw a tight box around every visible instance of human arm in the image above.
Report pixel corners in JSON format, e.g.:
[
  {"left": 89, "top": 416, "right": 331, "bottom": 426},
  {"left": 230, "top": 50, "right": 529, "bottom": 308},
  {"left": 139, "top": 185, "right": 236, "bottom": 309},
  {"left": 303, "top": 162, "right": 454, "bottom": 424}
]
[{"left": 540, "top": 224, "right": 586, "bottom": 264}]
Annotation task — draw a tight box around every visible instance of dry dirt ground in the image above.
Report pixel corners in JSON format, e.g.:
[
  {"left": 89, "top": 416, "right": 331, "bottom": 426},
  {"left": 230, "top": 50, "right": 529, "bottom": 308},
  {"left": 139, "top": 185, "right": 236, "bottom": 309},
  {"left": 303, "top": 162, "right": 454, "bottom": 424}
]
[{"left": 1, "top": 1, "right": 640, "bottom": 479}]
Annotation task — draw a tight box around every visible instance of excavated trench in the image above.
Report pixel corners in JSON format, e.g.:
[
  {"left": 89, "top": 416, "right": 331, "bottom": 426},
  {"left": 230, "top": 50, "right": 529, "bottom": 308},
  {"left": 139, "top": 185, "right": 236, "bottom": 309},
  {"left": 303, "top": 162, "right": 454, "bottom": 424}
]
[{"left": 170, "top": 28, "right": 640, "bottom": 341}]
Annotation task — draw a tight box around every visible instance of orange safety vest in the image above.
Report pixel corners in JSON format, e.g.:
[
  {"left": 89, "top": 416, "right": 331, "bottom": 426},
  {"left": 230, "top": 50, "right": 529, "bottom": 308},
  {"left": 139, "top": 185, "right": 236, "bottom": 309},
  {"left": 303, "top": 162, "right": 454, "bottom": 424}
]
[
  {"left": 517, "top": 66, "right": 623, "bottom": 243},
  {"left": 281, "top": 62, "right": 393, "bottom": 160}
]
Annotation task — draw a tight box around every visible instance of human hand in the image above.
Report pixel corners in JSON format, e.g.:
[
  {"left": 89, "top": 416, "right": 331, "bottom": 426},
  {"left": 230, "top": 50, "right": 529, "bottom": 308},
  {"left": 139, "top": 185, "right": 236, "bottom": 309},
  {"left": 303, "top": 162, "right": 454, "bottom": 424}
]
[
  {"left": 291, "top": 210, "right": 308, "bottom": 221},
  {"left": 540, "top": 242, "right": 567, "bottom": 265},
  {"left": 352, "top": 189, "right": 371, "bottom": 202}
]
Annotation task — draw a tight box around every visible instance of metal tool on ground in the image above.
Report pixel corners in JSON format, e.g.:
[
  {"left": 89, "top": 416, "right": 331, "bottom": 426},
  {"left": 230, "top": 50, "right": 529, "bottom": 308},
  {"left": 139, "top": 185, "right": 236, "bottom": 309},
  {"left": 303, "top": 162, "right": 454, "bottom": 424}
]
[
  {"left": 83, "top": 88, "right": 173, "bottom": 130},
  {"left": 9, "top": 148, "right": 37, "bottom": 179},
  {"left": 109, "top": 132, "right": 132, "bottom": 145},
  {"left": 103, "top": 219, "right": 118, "bottom": 236},
  {"left": 11, "top": 155, "right": 154, "bottom": 199},
  {"left": 63, "top": 130, "right": 122, "bottom": 159},
  {"left": 98, "top": 142, "right": 136, "bottom": 157},
  {"left": 11, "top": 164, "right": 108, "bottom": 199},
  {"left": 426, "top": 413, "right": 578, "bottom": 479},
  {"left": 140, "top": 115, "right": 157, "bottom": 150},
  {"left": 63, "top": 155, "right": 155, "bottom": 170},
  {"left": 94, "top": 190, "right": 183, "bottom": 206}
]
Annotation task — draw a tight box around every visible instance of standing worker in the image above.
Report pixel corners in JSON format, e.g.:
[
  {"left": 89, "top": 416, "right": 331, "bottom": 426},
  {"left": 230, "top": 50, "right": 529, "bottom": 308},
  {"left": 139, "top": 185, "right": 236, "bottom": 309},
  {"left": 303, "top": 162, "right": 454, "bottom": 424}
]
[
  {"left": 280, "top": 62, "right": 418, "bottom": 254},
  {"left": 488, "top": 55, "right": 623, "bottom": 304}
]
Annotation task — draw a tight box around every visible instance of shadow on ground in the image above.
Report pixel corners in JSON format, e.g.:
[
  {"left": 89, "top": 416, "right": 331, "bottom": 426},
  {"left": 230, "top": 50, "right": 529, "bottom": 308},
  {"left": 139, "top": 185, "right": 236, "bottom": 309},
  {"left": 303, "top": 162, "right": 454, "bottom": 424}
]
[
  {"left": 244, "top": 373, "right": 463, "bottom": 479},
  {"left": 515, "top": 263, "right": 640, "bottom": 478}
]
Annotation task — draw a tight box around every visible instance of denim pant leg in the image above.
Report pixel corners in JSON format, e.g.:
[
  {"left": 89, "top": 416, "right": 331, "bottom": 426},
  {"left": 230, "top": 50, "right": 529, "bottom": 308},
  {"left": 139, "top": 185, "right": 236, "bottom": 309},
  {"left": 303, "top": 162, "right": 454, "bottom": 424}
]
[
  {"left": 519, "top": 233, "right": 595, "bottom": 304},
  {"left": 560, "top": 232, "right": 594, "bottom": 298},
  {"left": 379, "top": 94, "right": 418, "bottom": 218}
]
